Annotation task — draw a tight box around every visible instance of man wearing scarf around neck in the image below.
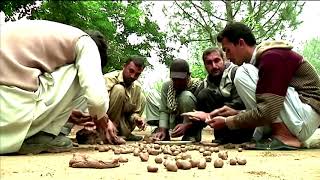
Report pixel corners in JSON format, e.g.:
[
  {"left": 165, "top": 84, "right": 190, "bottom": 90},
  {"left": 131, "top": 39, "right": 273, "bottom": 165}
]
[{"left": 146, "top": 59, "right": 201, "bottom": 141}]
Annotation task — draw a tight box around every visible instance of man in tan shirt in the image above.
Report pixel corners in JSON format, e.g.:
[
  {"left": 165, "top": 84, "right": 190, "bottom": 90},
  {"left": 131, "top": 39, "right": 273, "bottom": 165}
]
[{"left": 104, "top": 56, "right": 146, "bottom": 141}]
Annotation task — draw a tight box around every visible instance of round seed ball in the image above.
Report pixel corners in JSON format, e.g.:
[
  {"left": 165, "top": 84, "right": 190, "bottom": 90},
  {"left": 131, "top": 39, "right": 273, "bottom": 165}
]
[
  {"left": 218, "top": 151, "right": 228, "bottom": 160},
  {"left": 213, "top": 147, "right": 219, "bottom": 153},
  {"left": 139, "top": 152, "right": 149, "bottom": 162},
  {"left": 205, "top": 156, "right": 212, "bottom": 162},
  {"left": 214, "top": 158, "right": 224, "bottom": 168},
  {"left": 229, "top": 158, "right": 237, "bottom": 165},
  {"left": 118, "top": 156, "right": 128, "bottom": 163},
  {"left": 198, "top": 158, "right": 206, "bottom": 169},
  {"left": 237, "top": 157, "right": 247, "bottom": 165},
  {"left": 155, "top": 156, "right": 163, "bottom": 164},
  {"left": 189, "top": 159, "right": 200, "bottom": 168},
  {"left": 147, "top": 165, "right": 158, "bottom": 172},
  {"left": 166, "top": 161, "right": 178, "bottom": 172}
]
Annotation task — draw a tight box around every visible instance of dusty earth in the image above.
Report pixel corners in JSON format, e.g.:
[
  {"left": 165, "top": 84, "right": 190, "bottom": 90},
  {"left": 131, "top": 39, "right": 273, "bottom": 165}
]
[{"left": 1, "top": 126, "right": 320, "bottom": 180}]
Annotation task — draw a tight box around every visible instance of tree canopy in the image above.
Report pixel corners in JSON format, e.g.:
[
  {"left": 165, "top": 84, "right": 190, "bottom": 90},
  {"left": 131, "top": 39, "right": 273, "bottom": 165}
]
[
  {"left": 301, "top": 37, "right": 320, "bottom": 74},
  {"left": 1, "top": 0, "right": 174, "bottom": 73},
  {"left": 163, "top": 0, "right": 305, "bottom": 78}
]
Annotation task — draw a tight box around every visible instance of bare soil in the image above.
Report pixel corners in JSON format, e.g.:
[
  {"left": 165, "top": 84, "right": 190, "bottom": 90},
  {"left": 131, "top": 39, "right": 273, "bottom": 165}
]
[{"left": 1, "top": 126, "right": 320, "bottom": 180}]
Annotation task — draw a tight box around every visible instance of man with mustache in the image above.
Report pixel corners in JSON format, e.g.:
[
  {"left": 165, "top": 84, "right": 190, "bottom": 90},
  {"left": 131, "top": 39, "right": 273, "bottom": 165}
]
[
  {"left": 103, "top": 56, "right": 146, "bottom": 141},
  {"left": 183, "top": 47, "right": 253, "bottom": 144},
  {"left": 190, "top": 22, "right": 320, "bottom": 149}
]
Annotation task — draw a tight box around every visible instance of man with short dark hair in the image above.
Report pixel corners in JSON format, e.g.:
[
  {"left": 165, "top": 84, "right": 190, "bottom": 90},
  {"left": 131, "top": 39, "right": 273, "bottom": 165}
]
[
  {"left": 183, "top": 47, "right": 253, "bottom": 144},
  {"left": 206, "top": 22, "right": 320, "bottom": 149},
  {"left": 103, "top": 56, "right": 147, "bottom": 141},
  {"left": 146, "top": 59, "right": 201, "bottom": 141}
]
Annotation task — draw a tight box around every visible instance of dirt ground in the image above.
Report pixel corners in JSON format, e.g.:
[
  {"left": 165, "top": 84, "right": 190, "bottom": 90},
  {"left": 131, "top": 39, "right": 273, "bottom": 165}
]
[{"left": 1, "top": 126, "right": 320, "bottom": 180}]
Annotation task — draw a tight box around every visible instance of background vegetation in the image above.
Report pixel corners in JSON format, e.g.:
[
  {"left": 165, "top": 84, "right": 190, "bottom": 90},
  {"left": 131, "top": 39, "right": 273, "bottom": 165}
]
[{"left": 1, "top": 0, "right": 318, "bottom": 80}]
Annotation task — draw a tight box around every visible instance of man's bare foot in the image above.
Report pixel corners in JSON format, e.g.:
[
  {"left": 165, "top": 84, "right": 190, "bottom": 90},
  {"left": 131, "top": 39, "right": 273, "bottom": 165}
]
[
  {"left": 272, "top": 123, "right": 301, "bottom": 148},
  {"left": 69, "top": 153, "right": 120, "bottom": 169}
]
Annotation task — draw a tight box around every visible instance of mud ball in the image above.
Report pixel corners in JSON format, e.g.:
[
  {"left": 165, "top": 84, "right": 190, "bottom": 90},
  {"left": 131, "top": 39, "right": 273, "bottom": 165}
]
[
  {"left": 197, "top": 158, "right": 206, "bottom": 169},
  {"left": 155, "top": 156, "right": 163, "bottom": 164},
  {"left": 229, "top": 158, "right": 237, "bottom": 165},
  {"left": 214, "top": 158, "right": 224, "bottom": 168},
  {"left": 237, "top": 157, "right": 247, "bottom": 165},
  {"left": 147, "top": 165, "right": 158, "bottom": 172}
]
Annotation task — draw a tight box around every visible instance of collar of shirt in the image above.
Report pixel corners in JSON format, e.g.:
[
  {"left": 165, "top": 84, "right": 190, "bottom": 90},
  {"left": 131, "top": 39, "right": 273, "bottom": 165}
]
[
  {"left": 250, "top": 47, "right": 258, "bottom": 65},
  {"left": 117, "top": 70, "right": 125, "bottom": 84}
]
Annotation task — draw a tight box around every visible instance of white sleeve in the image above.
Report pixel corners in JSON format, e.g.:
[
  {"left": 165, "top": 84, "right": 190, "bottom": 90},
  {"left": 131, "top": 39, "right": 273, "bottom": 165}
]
[{"left": 74, "top": 35, "right": 109, "bottom": 119}]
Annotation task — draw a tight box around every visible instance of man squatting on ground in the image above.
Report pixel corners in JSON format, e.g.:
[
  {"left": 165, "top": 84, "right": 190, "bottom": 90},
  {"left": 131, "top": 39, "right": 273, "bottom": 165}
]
[
  {"left": 190, "top": 47, "right": 254, "bottom": 144},
  {"left": 0, "top": 20, "right": 122, "bottom": 154},
  {"left": 184, "top": 22, "right": 320, "bottom": 149},
  {"left": 145, "top": 59, "right": 202, "bottom": 142}
]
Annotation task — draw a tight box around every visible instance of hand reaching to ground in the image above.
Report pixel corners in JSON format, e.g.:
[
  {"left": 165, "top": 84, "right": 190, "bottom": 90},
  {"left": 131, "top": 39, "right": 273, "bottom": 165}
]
[
  {"left": 153, "top": 128, "right": 168, "bottom": 141},
  {"left": 134, "top": 116, "right": 146, "bottom": 131},
  {"left": 171, "top": 123, "right": 192, "bottom": 138},
  {"left": 94, "top": 115, "right": 125, "bottom": 145}
]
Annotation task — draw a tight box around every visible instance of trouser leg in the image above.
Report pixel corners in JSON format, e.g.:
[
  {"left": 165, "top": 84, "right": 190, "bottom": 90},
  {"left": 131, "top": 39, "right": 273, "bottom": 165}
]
[
  {"left": 175, "top": 91, "right": 203, "bottom": 141},
  {"left": 145, "top": 89, "right": 161, "bottom": 126},
  {"left": 234, "top": 63, "right": 320, "bottom": 142},
  {"left": 0, "top": 64, "right": 82, "bottom": 154}
]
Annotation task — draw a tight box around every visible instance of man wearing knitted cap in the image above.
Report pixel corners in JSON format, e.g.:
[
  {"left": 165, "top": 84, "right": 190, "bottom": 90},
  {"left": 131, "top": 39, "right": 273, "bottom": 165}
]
[{"left": 145, "top": 59, "right": 201, "bottom": 141}]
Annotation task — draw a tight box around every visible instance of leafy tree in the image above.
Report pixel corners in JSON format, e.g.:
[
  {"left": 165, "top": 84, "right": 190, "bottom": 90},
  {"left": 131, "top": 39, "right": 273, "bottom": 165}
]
[
  {"left": 2, "top": 1, "right": 174, "bottom": 73},
  {"left": 0, "top": 0, "right": 37, "bottom": 21},
  {"left": 300, "top": 37, "right": 320, "bottom": 74},
  {"left": 163, "top": 0, "right": 305, "bottom": 78}
]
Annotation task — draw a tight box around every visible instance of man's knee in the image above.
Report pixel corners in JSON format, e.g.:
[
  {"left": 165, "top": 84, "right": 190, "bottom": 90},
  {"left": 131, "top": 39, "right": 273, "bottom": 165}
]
[
  {"left": 178, "top": 91, "right": 196, "bottom": 105},
  {"left": 110, "top": 84, "right": 126, "bottom": 98},
  {"left": 196, "top": 88, "right": 211, "bottom": 103}
]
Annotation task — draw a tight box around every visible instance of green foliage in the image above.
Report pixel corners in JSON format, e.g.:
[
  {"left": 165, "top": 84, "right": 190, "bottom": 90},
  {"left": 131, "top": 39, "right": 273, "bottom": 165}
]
[
  {"left": 3, "top": 1, "right": 174, "bottom": 73},
  {"left": 301, "top": 37, "right": 320, "bottom": 74},
  {"left": 164, "top": 1, "right": 305, "bottom": 74},
  {"left": 191, "top": 62, "right": 206, "bottom": 80},
  {"left": 0, "top": 0, "right": 37, "bottom": 21}
]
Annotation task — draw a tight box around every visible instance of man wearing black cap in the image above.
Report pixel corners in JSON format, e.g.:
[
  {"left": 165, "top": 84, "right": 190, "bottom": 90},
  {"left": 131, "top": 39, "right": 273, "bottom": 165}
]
[{"left": 145, "top": 59, "right": 201, "bottom": 141}]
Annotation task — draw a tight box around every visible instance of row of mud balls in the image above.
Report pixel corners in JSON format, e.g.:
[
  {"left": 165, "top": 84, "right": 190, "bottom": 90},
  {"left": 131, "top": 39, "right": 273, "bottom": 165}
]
[
  {"left": 94, "top": 143, "right": 246, "bottom": 172},
  {"left": 144, "top": 152, "right": 247, "bottom": 172}
]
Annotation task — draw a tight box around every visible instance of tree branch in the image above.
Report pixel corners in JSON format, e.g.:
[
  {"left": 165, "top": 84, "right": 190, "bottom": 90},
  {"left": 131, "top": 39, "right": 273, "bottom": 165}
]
[
  {"left": 186, "top": 38, "right": 212, "bottom": 43},
  {"left": 232, "top": 0, "right": 242, "bottom": 17},
  {"left": 189, "top": 1, "right": 215, "bottom": 44},
  {"left": 190, "top": 0, "right": 228, "bottom": 21},
  {"left": 261, "top": 2, "right": 282, "bottom": 27},
  {"left": 174, "top": 1, "right": 206, "bottom": 28}
]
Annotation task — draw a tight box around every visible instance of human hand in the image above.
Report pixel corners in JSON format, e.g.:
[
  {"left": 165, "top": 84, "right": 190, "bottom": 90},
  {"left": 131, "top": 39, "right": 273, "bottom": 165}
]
[
  {"left": 134, "top": 116, "right": 146, "bottom": 131},
  {"left": 94, "top": 115, "right": 125, "bottom": 145},
  {"left": 205, "top": 116, "right": 226, "bottom": 130},
  {"left": 209, "top": 106, "right": 240, "bottom": 117},
  {"left": 171, "top": 123, "right": 192, "bottom": 138},
  {"left": 153, "top": 128, "right": 168, "bottom": 141},
  {"left": 68, "top": 110, "right": 92, "bottom": 125},
  {"left": 181, "top": 111, "right": 209, "bottom": 122}
]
